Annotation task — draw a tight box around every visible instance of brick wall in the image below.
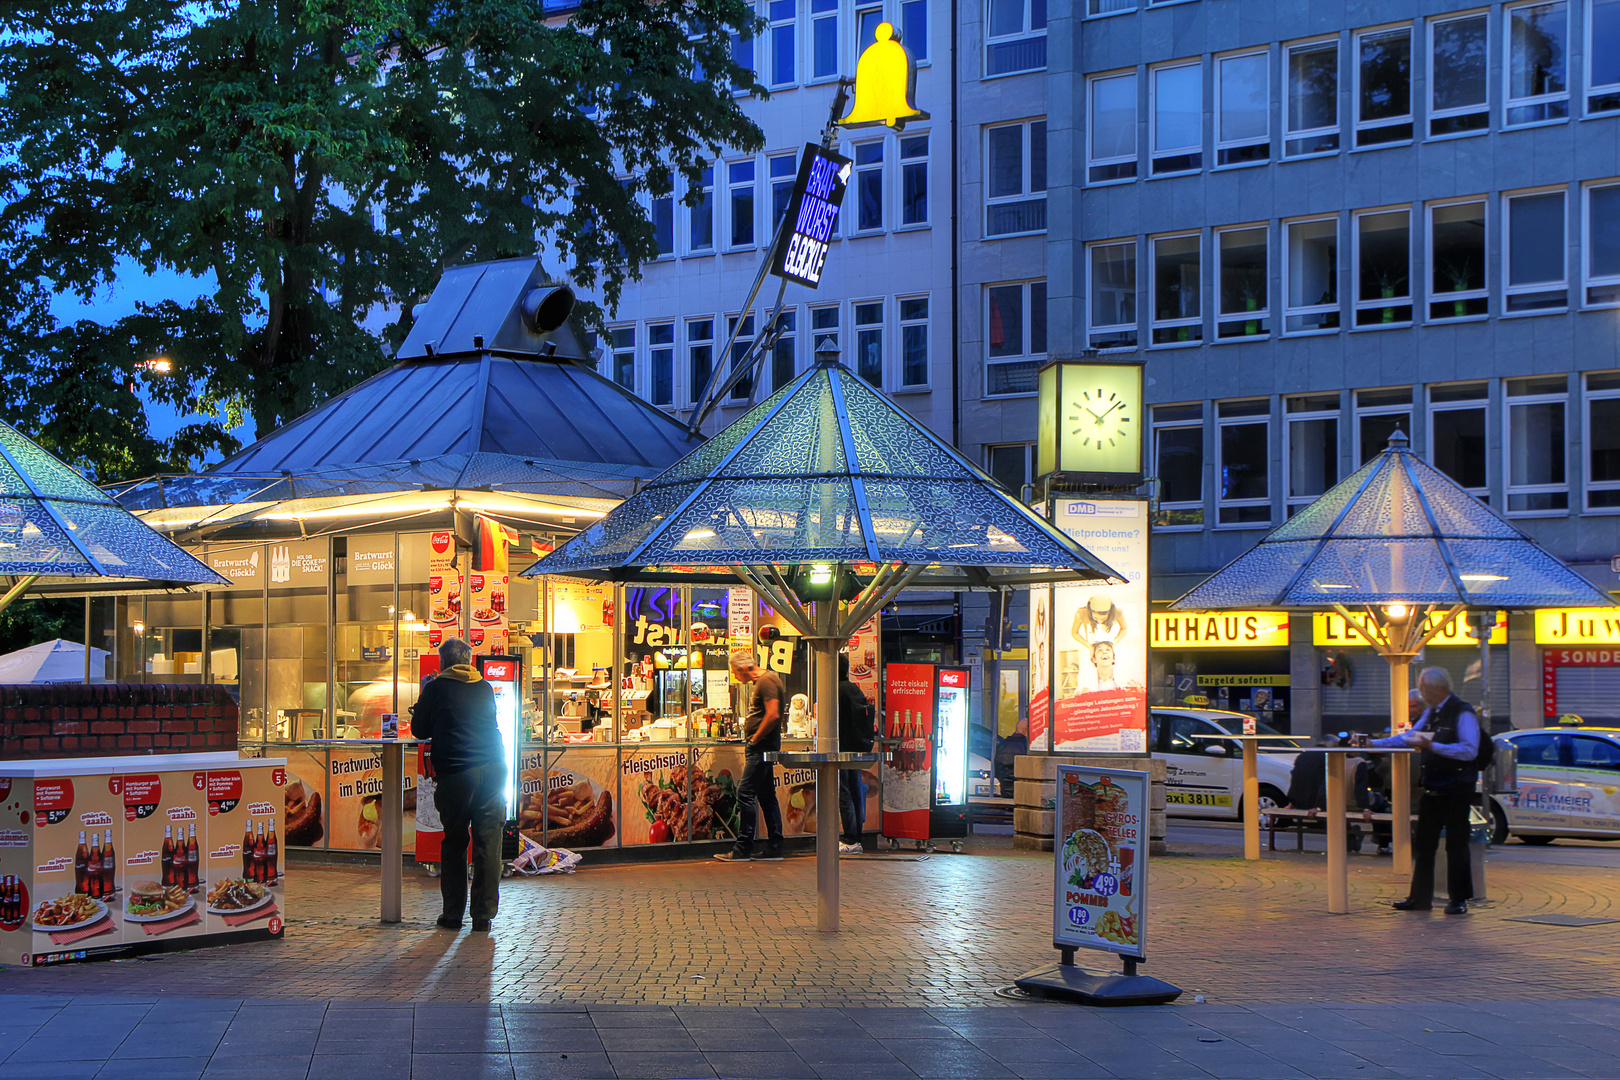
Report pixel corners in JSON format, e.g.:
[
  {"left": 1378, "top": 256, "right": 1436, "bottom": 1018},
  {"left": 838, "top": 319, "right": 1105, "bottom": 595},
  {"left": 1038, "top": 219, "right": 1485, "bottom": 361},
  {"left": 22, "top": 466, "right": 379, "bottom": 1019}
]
[{"left": 0, "top": 684, "right": 239, "bottom": 760}]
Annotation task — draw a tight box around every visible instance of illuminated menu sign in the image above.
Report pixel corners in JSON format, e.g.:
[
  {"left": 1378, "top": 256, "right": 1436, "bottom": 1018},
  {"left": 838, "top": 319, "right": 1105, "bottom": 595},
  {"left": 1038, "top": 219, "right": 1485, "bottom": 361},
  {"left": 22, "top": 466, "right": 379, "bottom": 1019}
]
[{"left": 769, "top": 143, "right": 851, "bottom": 288}]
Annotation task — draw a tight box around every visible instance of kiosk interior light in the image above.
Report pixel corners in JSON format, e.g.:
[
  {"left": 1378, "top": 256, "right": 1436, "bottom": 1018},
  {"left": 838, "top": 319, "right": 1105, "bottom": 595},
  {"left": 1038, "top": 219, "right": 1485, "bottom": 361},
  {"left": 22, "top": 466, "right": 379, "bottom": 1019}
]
[{"left": 1460, "top": 573, "right": 1509, "bottom": 581}]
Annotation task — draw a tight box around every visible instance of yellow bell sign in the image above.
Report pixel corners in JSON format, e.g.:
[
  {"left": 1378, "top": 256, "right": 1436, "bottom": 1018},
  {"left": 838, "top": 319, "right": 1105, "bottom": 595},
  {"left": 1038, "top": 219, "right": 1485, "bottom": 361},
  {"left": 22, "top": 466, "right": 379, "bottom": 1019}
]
[{"left": 838, "top": 23, "right": 929, "bottom": 130}]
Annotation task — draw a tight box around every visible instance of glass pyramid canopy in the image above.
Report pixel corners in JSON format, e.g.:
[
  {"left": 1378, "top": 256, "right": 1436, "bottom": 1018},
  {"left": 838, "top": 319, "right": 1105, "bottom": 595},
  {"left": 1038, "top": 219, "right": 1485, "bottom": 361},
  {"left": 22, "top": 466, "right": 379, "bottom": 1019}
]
[
  {"left": 1173, "top": 432, "right": 1615, "bottom": 610},
  {"left": 0, "top": 420, "right": 226, "bottom": 587},
  {"left": 526, "top": 361, "right": 1124, "bottom": 588}
]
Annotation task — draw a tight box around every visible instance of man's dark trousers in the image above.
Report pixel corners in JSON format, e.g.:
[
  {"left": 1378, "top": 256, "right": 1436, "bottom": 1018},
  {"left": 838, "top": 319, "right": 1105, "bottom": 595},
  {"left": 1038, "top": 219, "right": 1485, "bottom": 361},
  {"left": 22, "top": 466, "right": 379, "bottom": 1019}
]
[
  {"left": 1408, "top": 788, "right": 1474, "bottom": 905},
  {"left": 733, "top": 750, "right": 783, "bottom": 856},
  {"left": 838, "top": 769, "right": 865, "bottom": 844},
  {"left": 434, "top": 760, "right": 506, "bottom": 923}
]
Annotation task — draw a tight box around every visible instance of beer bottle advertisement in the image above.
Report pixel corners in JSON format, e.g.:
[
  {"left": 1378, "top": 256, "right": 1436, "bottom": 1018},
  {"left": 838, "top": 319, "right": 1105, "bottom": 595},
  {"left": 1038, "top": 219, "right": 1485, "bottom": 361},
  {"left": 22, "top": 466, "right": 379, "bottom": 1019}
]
[
  {"left": 118, "top": 771, "right": 207, "bottom": 943},
  {"left": 28, "top": 770, "right": 123, "bottom": 957},
  {"left": 202, "top": 764, "right": 286, "bottom": 938}
]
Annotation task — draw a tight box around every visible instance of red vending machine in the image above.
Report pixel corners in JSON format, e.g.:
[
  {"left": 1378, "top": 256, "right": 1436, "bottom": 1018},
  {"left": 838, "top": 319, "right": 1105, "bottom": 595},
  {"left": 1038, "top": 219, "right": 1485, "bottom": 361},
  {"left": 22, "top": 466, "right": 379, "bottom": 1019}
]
[{"left": 880, "top": 664, "right": 972, "bottom": 850}]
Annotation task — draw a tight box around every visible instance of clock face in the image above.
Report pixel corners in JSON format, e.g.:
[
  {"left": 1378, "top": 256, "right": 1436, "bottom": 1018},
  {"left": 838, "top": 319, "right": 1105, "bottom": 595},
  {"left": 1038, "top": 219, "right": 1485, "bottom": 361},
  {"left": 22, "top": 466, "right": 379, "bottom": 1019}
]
[
  {"left": 1050, "top": 365, "right": 1143, "bottom": 476},
  {"left": 1070, "top": 387, "right": 1134, "bottom": 451}
]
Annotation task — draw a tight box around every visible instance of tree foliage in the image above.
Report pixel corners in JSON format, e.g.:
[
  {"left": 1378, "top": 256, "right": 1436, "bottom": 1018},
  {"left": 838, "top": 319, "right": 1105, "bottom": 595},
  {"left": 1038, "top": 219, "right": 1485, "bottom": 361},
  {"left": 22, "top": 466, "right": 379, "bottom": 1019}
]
[{"left": 0, "top": 0, "right": 764, "bottom": 479}]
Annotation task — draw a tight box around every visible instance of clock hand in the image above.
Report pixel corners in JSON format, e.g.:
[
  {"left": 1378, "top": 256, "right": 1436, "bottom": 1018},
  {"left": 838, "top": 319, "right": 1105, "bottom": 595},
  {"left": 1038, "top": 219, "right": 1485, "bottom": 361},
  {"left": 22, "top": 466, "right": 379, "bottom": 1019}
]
[{"left": 1097, "top": 401, "right": 1124, "bottom": 421}]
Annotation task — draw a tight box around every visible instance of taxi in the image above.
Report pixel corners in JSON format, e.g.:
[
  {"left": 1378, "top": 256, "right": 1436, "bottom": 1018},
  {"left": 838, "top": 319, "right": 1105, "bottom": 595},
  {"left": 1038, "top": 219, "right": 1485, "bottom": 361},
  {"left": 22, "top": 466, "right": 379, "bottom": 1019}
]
[
  {"left": 1489, "top": 723, "right": 1620, "bottom": 844},
  {"left": 1150, "top": 707, "right": 1302, "bottom": 821}
]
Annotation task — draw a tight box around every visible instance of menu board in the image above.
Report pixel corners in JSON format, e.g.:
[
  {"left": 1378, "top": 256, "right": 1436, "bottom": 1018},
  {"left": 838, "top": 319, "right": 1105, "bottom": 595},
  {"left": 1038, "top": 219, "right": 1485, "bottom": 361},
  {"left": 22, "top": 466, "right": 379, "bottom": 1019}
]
[
  {"left": 117, "top": 771, "right": 207, "bottom": 945},
  {"left": 1053, "top": 765, "right": 1148, "bottom": 960},
  {"left": 202, "top": 766, "right": 286, "bottom": 936}
]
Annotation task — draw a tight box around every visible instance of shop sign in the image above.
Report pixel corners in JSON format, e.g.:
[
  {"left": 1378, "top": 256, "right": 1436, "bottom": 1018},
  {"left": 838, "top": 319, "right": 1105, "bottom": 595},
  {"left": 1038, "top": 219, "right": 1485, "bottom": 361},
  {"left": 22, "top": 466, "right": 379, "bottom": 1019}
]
[
  {"left": 1534, "top": 609, "right": 1620, "bottom": 646},
  {"left": 1054, "top": 765, "right": 1147, "bottom": 960},
  {"left": 1150, "top": 612, "right": 1288, "bottom": 649},
  {"left": 347, "top": 543, "right": 397, "bottom": 585},
  {"left": 1195, "top": 674, "right": 1290, "bottom": 687},
  {"left": 203, "top": 545, "right": 263, "bottom": 589},
  {"left": 769, "top": 144, "right": 851, "bottom": 289},
  {"left": 1312, "top": 610, "right": 1506, "bottom": 647},
  {"left": 267, "top": 540, "right": 327, "bottom": 586}
]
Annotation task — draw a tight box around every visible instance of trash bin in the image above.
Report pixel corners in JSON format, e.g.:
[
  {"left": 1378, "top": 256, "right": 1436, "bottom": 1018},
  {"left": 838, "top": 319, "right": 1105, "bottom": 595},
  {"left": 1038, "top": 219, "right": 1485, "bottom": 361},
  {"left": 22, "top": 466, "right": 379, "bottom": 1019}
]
[{"left": 1435, "top": 806, "right": 1490, "bottom": 901}]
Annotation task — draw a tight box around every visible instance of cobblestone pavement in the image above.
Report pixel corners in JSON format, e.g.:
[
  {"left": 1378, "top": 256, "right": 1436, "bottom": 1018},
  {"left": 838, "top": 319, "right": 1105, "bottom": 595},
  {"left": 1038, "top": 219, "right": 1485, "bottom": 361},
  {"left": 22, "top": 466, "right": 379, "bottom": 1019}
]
[
  {"left": 3, "top": 837, "right": 1617, "bottom": 1007},
  {"left": 2, "top": 995, "right": 1618, "bottom": 1079}
]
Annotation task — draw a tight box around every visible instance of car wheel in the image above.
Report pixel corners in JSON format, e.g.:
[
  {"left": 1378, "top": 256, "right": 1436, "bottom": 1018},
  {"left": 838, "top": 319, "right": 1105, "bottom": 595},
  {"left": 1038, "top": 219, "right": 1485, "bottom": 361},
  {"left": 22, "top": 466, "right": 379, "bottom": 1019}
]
[
  {"left": 1520, "top": 834, "right": 1555, "bottom": 846},
  {"left": 1244, "top": 785, "right": 1287, "bottom": 825},
  {"left": 1488, "top": 801, "right": 1509, "bottom": 846}
]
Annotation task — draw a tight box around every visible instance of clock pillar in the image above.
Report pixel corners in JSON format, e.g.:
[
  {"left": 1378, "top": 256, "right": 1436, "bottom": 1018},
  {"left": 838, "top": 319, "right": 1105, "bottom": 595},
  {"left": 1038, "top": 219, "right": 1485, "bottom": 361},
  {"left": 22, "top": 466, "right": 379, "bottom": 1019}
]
[{"left": 1035, "top": 357, "right": 1146, "bottom": 496}]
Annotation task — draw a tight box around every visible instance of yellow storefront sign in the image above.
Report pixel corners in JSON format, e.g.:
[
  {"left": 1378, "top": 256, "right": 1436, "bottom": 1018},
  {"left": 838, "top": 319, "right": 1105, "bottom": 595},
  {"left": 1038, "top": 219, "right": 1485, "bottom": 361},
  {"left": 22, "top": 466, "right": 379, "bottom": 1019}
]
[
  {"left": 1534, "top": 609, "right": 1620, "bottom": 645},
  {"left": 1150, "top": 611, "right": 1289, "bottom": 649},
  {"left": 1312, "top": 610, "right": 1506, "bottom": 647}
]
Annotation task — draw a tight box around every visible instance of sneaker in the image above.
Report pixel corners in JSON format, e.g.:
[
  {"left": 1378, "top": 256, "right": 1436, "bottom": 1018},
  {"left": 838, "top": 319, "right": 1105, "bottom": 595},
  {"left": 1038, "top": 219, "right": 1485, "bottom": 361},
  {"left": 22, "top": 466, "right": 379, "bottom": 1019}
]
[
  {"left": 435, "top": 916, "right": 463, "bottom": 930},
  {"left": 753, "top": 849, "right": 785, "bottom": 862},
  {"left": 838, "top": 842, "right": 862, "bottom": 855},
  {"left": 714, "top": 850, "right": 750, "bottom": 862}
]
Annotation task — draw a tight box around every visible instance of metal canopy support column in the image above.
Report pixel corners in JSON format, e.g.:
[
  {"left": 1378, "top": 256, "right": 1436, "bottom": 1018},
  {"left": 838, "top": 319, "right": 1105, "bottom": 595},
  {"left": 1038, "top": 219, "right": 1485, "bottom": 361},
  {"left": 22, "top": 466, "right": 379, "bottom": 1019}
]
[{"left": 812, "top": 567, "right": 841, "bottom": 932}]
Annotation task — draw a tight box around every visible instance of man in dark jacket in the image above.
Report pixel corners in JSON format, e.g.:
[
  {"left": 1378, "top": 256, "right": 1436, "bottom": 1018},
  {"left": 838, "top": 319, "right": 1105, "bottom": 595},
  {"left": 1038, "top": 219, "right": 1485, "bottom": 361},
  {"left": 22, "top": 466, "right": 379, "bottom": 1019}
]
[
  {"left": 411, "top": 638, "right": 504, "bottom": 932},
  {"left": 837, "top": 654, "right": 875, "bottom": 854}
]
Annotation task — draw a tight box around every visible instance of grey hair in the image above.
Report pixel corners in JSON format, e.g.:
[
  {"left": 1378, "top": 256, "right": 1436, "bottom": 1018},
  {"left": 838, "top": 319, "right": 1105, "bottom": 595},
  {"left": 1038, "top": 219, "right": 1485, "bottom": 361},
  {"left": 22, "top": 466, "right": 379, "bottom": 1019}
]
[
  {"left": 1417, "top": 666, "right": 1452, "bottom": 692},
  {"left": 440, "top": 637, "right": 473, "bottom": 667},
  {"left": 729, "top": 652, "right": 758, "bottom": 674}
]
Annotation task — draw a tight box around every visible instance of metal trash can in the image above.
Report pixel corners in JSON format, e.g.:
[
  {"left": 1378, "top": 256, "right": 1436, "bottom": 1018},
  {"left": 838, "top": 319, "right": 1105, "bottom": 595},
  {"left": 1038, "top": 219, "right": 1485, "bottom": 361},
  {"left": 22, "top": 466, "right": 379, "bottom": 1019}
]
[{"left": 1436, "top": 806, "right": 1490, "bottom": 901}]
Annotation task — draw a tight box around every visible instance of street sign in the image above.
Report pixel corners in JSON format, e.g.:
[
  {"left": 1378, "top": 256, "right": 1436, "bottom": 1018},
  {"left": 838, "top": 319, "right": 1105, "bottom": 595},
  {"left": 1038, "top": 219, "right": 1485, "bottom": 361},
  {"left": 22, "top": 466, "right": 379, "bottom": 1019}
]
[{"left": 768, "top": 144, "right": 851, "bottom": 289}]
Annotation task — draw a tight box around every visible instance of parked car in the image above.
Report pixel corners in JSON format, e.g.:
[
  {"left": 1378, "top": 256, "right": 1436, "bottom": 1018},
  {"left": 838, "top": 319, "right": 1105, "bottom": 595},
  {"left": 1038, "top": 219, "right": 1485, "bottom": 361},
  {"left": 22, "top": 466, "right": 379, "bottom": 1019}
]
[
  {"left": 1150, "top": 707, "right": 1302, "bottom": 821},
  {"left": 1488, "top": 725, "right": 1620, "bottom": 844}
]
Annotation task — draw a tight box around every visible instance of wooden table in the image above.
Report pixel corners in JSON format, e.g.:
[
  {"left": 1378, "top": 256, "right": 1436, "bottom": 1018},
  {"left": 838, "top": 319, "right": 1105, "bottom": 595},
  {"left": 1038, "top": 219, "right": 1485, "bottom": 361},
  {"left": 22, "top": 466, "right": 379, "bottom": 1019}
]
[
  {"left": 1188, "top": 734, "right": 1309, "bottom": 861},
  {"left": 303, "top": 738, "right": 425, "bottom": 923}
]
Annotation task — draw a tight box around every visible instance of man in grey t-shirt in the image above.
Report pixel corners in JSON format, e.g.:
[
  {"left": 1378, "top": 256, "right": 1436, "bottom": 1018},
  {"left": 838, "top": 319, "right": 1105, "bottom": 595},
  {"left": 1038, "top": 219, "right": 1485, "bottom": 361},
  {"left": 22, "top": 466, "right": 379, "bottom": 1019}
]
[{"left": 716, "top": 654, "right": 785, "bottom": 862}]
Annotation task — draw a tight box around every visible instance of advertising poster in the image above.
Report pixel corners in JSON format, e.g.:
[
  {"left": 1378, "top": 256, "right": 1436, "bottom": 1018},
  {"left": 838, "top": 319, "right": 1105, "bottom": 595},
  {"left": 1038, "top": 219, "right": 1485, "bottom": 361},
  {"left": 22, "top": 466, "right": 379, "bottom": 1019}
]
[
  {"left": 325, "top": 746, "right": 418, "bottom": 852},
  {"left": 1050, "top": 499, "right": 1149, "bottom": 753},
  {"left": 427, "top": 530, "right": 461, "bottom": 649},
  {"left": 0, "top": 777, "right": 34, "bottom": 963},
  {"left": 202, "top": 765, "right": 285, "bottom": 937},
  {"left": 534, "top": 747, "right": 618, "bottom": 849},
  {"left": 27, "top": 772, "right": 124, "bottom": 960},
  {"left": 1029, "top": 586, "right": 1052, "bottom": 752},
  {"left": 116, "top": 771, "right": 205, "bottom": 944},
  {"left": 1053, "top": 765, "right": 1147, "bottom": 960},
  {"left": 881, "top": 663, "right": 934, "bottom": 840},
  {"left": 623, "top": 745, "right": 693, "bottom": 844},
  {"left": 278, "top": 748, "right": 329, "bottom": 849},
  {"left": 846, "top": 614, "right": 881, "bottom": 710}
]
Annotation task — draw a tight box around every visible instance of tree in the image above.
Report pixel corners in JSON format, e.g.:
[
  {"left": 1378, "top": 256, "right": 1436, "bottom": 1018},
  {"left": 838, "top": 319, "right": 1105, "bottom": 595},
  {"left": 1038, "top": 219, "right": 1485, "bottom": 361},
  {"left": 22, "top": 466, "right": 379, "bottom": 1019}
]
[{"left": 0, "top": 0, "right": 764, "bottom": 476}]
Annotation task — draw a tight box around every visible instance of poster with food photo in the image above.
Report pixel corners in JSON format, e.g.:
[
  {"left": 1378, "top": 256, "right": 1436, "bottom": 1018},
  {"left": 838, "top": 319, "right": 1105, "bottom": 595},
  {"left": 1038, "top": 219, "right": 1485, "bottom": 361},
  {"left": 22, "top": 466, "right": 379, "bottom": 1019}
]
[
  {"left": 0, "top": 776, "right": 34, "bottom": 958},
  {"left": 28, "top": 770, "right": 125, "bottom": 959},
  {"left": 325, "top": 746, "right": 418, "bottom": 851},
  {"left": 278, "top": 749, "right": 328, "bottom": 849},
  {"left": 116, "top": 771, "right": 207, "bottom": 944},
  {"left": 529, "top": 747, "right": 617, "bottom": 849},
  {"left": 1053, "top": 765, "right": 1147, "bottom": 960},
  {"left": 202, "top": 764, "right": 285, "bottom": 938},
  {"left": 623, "top": 746, "right": 692, "bottom": 844}
]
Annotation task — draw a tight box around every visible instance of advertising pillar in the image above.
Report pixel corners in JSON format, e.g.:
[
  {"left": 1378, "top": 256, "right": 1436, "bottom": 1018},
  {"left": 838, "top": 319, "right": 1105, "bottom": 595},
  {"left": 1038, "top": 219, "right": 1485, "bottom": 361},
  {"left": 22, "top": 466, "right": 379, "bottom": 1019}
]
[{"left": 881, "top": 663, "right": 934, "bottom": 841}]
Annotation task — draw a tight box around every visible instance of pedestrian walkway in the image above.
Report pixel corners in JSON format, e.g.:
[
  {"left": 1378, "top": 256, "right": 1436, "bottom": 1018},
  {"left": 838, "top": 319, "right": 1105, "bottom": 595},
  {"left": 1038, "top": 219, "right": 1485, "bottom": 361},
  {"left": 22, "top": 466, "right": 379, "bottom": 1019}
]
[{"left": 2, "top": 994, "right": 1617, "bottom": 1079}]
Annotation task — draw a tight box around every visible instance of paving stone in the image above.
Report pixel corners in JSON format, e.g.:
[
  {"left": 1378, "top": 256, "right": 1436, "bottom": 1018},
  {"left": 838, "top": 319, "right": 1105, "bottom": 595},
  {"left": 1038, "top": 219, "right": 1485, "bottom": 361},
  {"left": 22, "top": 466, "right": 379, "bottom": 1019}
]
[
  {"left": 605, "top": 1050, "right": 718, "bottom": 1078},
  {"left": 94, "top": 1058, "right": 211, "bottom": 1080},
  {"left": 703, "top": 1050, "right": 820, "bottom": 1079},
  {"left": 509, "top": 1052, "right": 617, "bottom": 1080}
]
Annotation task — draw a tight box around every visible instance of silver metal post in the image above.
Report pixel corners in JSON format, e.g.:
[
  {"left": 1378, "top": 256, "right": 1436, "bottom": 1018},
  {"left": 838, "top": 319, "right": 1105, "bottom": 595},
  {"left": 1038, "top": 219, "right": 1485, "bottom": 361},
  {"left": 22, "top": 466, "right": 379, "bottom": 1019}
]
[{"left": 381, "top": 741, "right": 403, "bottom": 922}]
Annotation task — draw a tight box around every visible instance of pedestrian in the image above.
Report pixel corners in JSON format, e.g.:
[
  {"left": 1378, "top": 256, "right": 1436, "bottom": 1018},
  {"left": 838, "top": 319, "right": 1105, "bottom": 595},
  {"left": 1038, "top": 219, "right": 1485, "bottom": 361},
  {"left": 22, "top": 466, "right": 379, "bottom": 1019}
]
[
  {"left": 837, "top": 654, "right": 875, "bottom": 855},
  {"left": 715, "top": 654, "right": 785, "bottom": 862},
  {"left": 1377, "top": 667, "right": 1482, "bottom": 914},
  {"left": 410, "top": 638, "right": 504, "bottom": 932}
]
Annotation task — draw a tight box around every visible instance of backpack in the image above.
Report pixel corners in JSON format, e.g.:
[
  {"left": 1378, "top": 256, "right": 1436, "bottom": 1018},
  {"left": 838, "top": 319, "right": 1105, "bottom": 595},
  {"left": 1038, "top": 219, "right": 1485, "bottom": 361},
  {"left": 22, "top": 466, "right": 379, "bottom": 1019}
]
[{"left": 1474, "top": 727, "right": 1496, "bottom": 771}]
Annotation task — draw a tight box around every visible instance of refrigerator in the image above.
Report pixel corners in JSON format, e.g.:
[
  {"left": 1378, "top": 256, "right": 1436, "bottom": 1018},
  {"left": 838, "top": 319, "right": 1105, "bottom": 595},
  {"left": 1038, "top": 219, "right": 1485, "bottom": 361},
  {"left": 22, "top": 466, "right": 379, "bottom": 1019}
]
[
  {"left": 480, "top": 655, "right": 523, "bottom": 820},
  {"left": 880, "top": 663, "right": 971, "bottom": 845}
]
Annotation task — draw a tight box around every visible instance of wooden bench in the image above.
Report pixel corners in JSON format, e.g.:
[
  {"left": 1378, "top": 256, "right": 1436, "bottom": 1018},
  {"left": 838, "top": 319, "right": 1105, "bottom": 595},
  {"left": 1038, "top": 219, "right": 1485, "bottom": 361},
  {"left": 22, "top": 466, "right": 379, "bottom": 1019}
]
[{"left": 1265, "top": 808, "right": 1414, "bottom": 851}]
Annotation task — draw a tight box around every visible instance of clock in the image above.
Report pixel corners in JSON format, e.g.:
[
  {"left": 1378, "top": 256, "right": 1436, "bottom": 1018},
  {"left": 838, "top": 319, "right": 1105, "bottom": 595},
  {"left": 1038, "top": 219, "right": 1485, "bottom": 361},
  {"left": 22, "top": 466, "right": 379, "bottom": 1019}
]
[{"left": 1036, "top": 360, "right": 1144, "bottom": 480}]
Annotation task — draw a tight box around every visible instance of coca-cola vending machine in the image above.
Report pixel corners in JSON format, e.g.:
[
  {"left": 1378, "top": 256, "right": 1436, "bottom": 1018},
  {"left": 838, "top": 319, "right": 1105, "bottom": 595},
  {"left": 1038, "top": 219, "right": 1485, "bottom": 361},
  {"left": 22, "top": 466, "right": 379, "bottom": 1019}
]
[{"left": 881, "top": 664, "right": 971, "bottom": 850}]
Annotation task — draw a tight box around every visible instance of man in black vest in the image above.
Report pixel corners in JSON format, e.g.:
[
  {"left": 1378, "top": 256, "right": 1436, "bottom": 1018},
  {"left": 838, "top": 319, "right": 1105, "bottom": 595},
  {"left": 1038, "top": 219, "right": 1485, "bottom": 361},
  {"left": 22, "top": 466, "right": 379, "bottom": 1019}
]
[{"left": 1376, "top": 667, "right": 1480, "bottom": 914}]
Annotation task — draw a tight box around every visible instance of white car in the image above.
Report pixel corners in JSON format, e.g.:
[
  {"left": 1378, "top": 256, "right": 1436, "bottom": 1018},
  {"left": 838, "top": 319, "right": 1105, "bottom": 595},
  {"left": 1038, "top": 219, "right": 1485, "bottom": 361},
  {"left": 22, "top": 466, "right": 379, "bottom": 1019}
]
[
  {"left": 1151, "top": 708, "right": 1301, "bottom": 821},
  {"left": 1487, "top": 725, "right": 1620, "bottom": 844}
]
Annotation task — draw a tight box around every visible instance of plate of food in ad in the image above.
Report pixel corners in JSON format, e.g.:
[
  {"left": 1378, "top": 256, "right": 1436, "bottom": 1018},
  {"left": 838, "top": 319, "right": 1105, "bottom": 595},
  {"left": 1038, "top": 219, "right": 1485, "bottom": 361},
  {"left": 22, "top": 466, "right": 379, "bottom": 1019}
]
[
  {"left": 123, "top": 882, "right": 195, "bottom": 922},
  {"left": 206, "top": 878, "right": 271, "bottom": 915},
  {"left": 31, "top": 894, "right": 107, "bottom": 933},
  {"left": 519, "top": 777, "right": 615, "bottom": 848},
  {"left": 1061, "top": 828, "right": 1113, "bottom": 890}
]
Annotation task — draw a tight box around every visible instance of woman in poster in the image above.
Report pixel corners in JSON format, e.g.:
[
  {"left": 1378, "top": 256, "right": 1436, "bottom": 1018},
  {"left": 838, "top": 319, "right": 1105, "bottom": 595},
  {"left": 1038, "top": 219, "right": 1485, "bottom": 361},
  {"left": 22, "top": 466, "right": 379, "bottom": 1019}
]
[
  {"left": 1071, "top": 595, "right": 1128, "bottom": 649},
  {"left": 1031, "top": 591, "right": 1050, "bottom": 697},
  {"left": 1083, "top": 640, "right": 1141, "bottom": 693}
]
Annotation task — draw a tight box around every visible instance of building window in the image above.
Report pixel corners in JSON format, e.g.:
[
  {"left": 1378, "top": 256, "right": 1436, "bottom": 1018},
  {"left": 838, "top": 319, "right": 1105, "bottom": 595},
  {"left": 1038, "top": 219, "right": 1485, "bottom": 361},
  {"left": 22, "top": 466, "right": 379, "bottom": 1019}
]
[
  {"left": 1430, "top": 12, "right": 1489, "bottom": 136},
  {"left": 1285, "top": 39, "right": 1340, "bottom": 157},
  {"left": 1217, "top": 51, "right": 1270, "bottom": 166},
  {"left": 899, "top": 296, "right": 929, "bottom": 387},
  {"left": 986, "top": 282, "right": 1045, "bottom": 396},
  {"left": 902, "top": 0, "right": 929, "bottom": 60},
  {"left": 1150, "top": 234, "right": 1202, "bottom": 345},
  {"left": 855, "top": 301, "right": 884, "bottom": 388},
  {"left": 986, "top": 120, "right": 1047, "bottom": 235},
  {"left": 768, "top": 0, "right": 796, "bottom": 87},
  {"left": 726, "top": 315, "right": 755, "bottom": 402},
  {"left": 1592, "top": 0, "right": 1620, "bottom": 112},
  {"left": 1216, "top": 225, "right": 1269, "bottom": 339},
  {"left": 1353, "top": 207, "right": 1412, "bottom": 327},
  {"left": 1089, "top": 0, "right": 1135, "bottom": 15},
  {"left": 689, "top": 167, "right": 714, "bottom": 252},
  {"left": 1505, "top": 375, "right": 1569, "bottom": 513},
  {"left": 987, "top": 444, "right": 1034, "bottom": 496},
  {"left": 1584, "top": 181, "right": 1620, "bottom": 305},
  {"left": 649, "top": 323, "right": 675, "bottom": 407},
  {"left": 856, "top": 2, "right": 883, "bottom": 60},
  {"left": 1355, "top": 25, "right": 1413, "bottom": 146},
  {"left": 610, "top": 327, "right": 635, "bottom": 391},
  {"left": 1585, "top": 372, "right": 1620, "bottom": 509},
  {"left": 1284, "top": 217, "right": 1340, "bottom": 333},
  {"left": 769, "top": 153, "right": 797, "bottom": 233},
  {"left": 1217, "top": 399, "right": 1271, "bottom": 526},
  {"left": 986, "top": 0, "right": 1048, "bottom": 76},
  {"left": 1505, "top": 0, "right": 1569, "bottom": 126},
  {"left": 1428, "top": 382, "right": 1489, "bottom": 499},
  {"left": 1428, "top": 199, "right": 1489, "bottom": 320},
  {"left": 1088, "top": 242, "right": 1137, "bottom": 349},
  {"left": 653, "top": 194, "right": 674, "bottom": 257},
  {"left": 1505, "top": 188, "right": 1568, "bottom": 313},
  {"left": 730, "top": 22, "right": 754, "bottom": 89},
  {"left": 1153, "top": 404, "right": 1205, "bottom": 528},
  {"left": 900, "top": 134, "right": 929, "bottom": 226},
  {"left": 769, "top": 310, "right": 797, "bottom": 393},
  {"left": 811, "top": 304, "right": 839, "bottom": 354},
  {"left": 728, "top": 160, "right": 756, "bottom": 248},
  {"left": 1353, "top": 387, "right": 1412, "bottom": 465},
  {"left": 687, "top": 319, "right": 714, "bottom": 406},
  {"left": 811, "top": 0, "right": 839, "bottom": 81},
  {"left": 1286, "top": 393, "right": 1340, "bottom": 515},
  {"left": 1151, "top": 61, "right": 1202, "bottom": 175},
  {"left": 854, "top": 141, "right": 883, "bottom": 232},
  {"left": 1088, "top": 73, "right": 1138, "bottom": 183}
]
